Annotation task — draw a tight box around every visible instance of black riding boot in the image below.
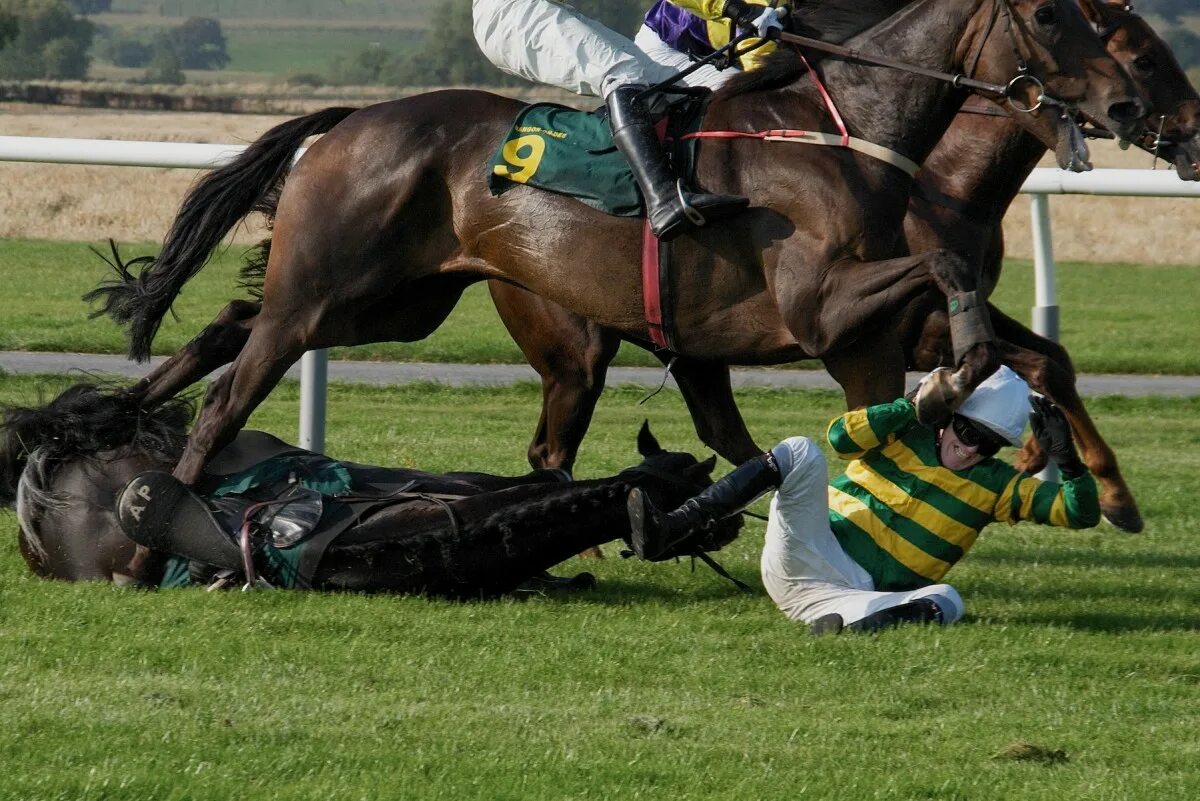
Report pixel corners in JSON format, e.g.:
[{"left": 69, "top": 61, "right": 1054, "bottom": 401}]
[
  {"left": 809, "top": 598, "right": 946, "bottom": 636},
  {"left": 607, "top": 85, "right": 748, "bottom": 242},
  {"left": 117, "top": 471, "right": 243, "bottom": 571},
  {"left": 628, "top": 452, "right": 781, "bottom": 561}
]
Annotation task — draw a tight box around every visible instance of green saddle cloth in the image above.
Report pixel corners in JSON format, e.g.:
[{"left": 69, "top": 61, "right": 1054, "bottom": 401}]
[
  {"left": 159, "top": 453, "right": 354, "bottom": 590},
  {"left": 487, "top": 104, "right": 643, "bottom": 217}
]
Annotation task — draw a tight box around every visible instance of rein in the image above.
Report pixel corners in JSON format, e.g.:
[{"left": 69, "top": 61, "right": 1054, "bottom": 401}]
[
  {"left": 682, "top": 0, "right": 1073, "bottom": 178},
  {"left": 774, "top": 0, "right": 1068, "bottom": 114}
]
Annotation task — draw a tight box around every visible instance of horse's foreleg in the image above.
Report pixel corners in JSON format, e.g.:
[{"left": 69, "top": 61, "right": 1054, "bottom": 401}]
[
  {"left": 785, "top": 250, "right": 998, "bottom": 422},
  {"left": 173, "top": 319, "right": 304, "bottom": 485},
  {"left": 124, "top": 300, "right": 260, "bottom": 408},
  {"left": 669, "top": 357, "right": 761, "bottom": 463},
  {"left": 992, "top": 308, "right": 1143, "bottom": 533}
]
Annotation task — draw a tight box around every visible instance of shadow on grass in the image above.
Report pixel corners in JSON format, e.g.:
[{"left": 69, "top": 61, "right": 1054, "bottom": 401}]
[
  {"left": 535, "top": 575, "right": 763, "bottom": 606},
  {"left": 984, "top": 609, "right": 1200, "bottom": 634},
  {"left": 969, "top": 547, "right": 1200, "bottom": 572}
]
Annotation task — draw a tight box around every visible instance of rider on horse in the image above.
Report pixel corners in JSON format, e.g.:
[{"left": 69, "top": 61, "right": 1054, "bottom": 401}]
[{"left": 472, "top": 0, "right": 791, "bottom": 241}]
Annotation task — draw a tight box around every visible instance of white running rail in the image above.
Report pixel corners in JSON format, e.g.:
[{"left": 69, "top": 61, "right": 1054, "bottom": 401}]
[{"left": 2, "top": 135, "right": 1198, "bottom": 451}]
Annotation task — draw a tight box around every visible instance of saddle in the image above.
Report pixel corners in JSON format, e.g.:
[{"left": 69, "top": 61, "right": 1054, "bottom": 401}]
[
  {"left": 161, "top": 431, "right": 578, "bottom": 592},
  {"left": 487, "top": 96, "right": 708, "bottom": 218},
  {"left": 165, "top": 431, "right": 490, "bottom": 590}
]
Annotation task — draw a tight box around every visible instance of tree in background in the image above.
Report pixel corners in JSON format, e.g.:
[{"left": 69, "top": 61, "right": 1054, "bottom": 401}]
[
  {"left": 0, "top": 9, "right": 17, "bottom": 49},
  {"left": 144, "top": 29, "right": 183, "bottom": 83},
  {"left": 571, "top": 0, "right": 648, "bottom": 35},
  {"left": 171, "top": 16, "right": 228, "bottom": 70},
  {"left": 0, "top": 0, "right": 93, "bottom": 80},
  {"left": 63, "top": 0, "right": 110, "bottom": 12},
  {"left": 96, "top": 30, "right": 152, "bottom": 67},
  {"left": 336, "top": 0, "right": 652, "bottom": 88},
  {"left": 384, "top": 0, "right": 515, "bottom": 87}
]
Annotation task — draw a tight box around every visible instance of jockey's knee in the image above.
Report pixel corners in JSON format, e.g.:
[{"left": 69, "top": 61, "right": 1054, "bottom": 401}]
[{"left": 771, "top": 436, "right": 826, "bottom": 481}]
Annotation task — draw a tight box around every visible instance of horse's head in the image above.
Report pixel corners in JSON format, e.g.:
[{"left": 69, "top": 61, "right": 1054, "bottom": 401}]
[
  {"left": 1, "top": 384, "right": 189, "bottom": 504},
  {"left": 16, "top": 444, "right": 166, "bottom": 581},
  {"left": 3, "top": 384, "right": 190, "bottom": 581},
  {"left": 965, "top": 0, "right": 1147, "bottom": 161},
  {"left": 1083, "top": 0, "right": 1200, "bottom": 179},
  {"left": 622, "top": 421, "right": 742, "bottom": 553}
]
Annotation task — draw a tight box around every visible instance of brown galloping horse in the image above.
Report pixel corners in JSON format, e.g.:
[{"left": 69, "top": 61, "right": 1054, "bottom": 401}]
[
  {"left": 485, "top": 0, "right": 1195, "bottom": 533},
  {"left": 87, "top": 0, "right": 1146, "bottom": 589}
]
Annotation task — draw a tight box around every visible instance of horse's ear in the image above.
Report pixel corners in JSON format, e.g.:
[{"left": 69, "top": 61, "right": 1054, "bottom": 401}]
[
  {"left": 637, "top": 420, "right": 664, "bottom": 456},
  {"left": 684, "top": 454, "right": 719, "bottom": 481}
]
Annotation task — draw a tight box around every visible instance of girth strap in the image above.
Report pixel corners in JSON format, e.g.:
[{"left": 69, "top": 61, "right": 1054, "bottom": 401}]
[{"left": 683, "top": 129, "right": 920, "bottom": 178}]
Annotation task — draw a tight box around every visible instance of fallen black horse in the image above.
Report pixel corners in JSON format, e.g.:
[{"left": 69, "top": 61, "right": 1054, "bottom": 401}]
[{"left": 2, "top": 384, "right": 738, "bottom": 596}]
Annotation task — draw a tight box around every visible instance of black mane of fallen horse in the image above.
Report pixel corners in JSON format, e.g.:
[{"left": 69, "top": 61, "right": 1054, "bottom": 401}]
[{"left": 2, "top": 384, "right": 738, "bottom": 596}]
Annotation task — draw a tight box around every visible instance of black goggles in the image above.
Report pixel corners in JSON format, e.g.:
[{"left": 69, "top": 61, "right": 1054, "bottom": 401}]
[{"left": 950, "top": 415, "right": 1007, "bottom": 456}]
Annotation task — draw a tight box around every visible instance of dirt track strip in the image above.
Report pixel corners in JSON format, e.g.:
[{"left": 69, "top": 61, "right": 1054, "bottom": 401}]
[{"left": 2, "top": 351, "right": 1197, "bottom": 397}]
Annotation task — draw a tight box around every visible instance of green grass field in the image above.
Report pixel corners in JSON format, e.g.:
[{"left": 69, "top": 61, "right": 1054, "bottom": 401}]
[
  {"left": 1, "top": 237, "right": 1197, "bottom": 374},
  {"left": 0, "top": 375, "right": 1197, "bottom": 800}
]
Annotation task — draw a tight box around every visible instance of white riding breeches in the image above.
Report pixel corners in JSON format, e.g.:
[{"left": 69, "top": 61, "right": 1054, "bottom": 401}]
[
  {"left": 472, "top": 0, "right": 679, "bottom": 99},
  {"left": 759, "top": 436, "right": 966, "bottom": 627},
  {"left": 633, "top": 25, "right": 737, "bottom": 90}
]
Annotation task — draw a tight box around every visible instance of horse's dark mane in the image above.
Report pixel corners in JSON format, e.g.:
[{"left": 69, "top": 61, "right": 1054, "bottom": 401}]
[
  {"left": 716, "top": 0, "right": 914, "bottom": 100},
  {"left": 0, "top": 384, "right": 192, "bottom": 505}
]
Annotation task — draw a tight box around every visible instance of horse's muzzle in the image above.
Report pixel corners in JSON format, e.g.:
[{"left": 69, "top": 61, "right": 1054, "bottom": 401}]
[{"left": 1106, "top": 99, "right": 1148, "bottom": 143}]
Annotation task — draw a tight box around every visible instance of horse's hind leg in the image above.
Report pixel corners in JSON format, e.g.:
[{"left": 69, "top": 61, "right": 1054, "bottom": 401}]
[
  {"left": 991, "top": 307, "right": 1143, "bottom": 533},
  {"left": 124, "top": 300, "right": 259, "bottom": 408}
]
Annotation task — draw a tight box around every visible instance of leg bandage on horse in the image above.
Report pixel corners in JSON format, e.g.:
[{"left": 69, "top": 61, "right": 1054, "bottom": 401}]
[{"left": 947, "top": 291, "right": 996, "bottom": 364}]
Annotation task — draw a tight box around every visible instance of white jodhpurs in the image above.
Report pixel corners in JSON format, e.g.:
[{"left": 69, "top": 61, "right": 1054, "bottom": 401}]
[
  {"left": 633, "top": 25, "right": 737, "bottom": 90},
  {"left": 472, "top": 0, "right": 679, "bottom": 99},
  {"left": 759, "top": 436, "right": 966, "bottom": 627}
]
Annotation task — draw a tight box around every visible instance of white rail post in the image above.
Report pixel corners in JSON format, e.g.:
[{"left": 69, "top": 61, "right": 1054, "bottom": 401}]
[
  {"left": 1029, "top": 192, "right": 1059, "bottom": 482},
  {"left": 1029, "top": 193, "right": 1059, "bottom": 341},
  {"left": 299, "top": 349, "right": 328, "bottom": 453}
]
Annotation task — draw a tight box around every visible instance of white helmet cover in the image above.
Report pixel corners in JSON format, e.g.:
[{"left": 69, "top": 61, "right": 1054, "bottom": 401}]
[{"left": 953, "top": 365, "right": 1030, "bottom": 446}]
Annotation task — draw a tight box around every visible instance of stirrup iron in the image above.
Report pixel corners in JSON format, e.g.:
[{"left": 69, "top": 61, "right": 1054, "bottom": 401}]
[{"left": 677, "top": 180, "right": 707, "bottom": 227}]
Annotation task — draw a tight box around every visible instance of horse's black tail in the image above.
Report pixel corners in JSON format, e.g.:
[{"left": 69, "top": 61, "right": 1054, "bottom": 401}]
[
  {"left": 84, "top": 106, "right": 358, "bottom": 362},
  {"left": 0, "top": 383, "right": 193, "bottom": 506}
]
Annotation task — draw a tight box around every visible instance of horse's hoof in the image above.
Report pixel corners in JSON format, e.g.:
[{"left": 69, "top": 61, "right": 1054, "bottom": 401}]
[
  {"left": 913, "top": 369, "right": 959, "bottom": 428},
  {"left": 1101, "top": 502, "right": 1144, "bottom": 534},
  {"left": 112, "top": 572, "right": 155, "bottom": 590}
]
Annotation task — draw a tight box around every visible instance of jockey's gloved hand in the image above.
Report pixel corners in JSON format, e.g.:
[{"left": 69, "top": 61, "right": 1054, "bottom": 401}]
[
  {"left": 1029, "top": 395, "right": 1086, "bottom": 479},
  {"left": 723, "top": 0, "right": 785, "bottom": 39}
]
